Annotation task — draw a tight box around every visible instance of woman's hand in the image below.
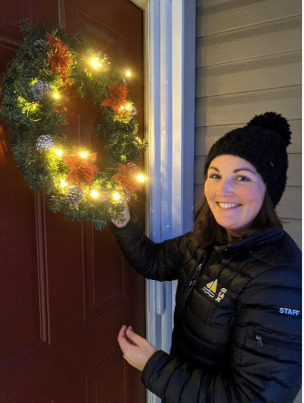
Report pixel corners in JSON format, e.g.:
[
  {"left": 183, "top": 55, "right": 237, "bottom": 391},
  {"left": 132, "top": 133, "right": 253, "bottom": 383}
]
[
  {"left": 117, "top": 325, "right": 157, "bottom": 371},
  {"left": 111, "top": 202, "right": 131, "bottom": 228}
]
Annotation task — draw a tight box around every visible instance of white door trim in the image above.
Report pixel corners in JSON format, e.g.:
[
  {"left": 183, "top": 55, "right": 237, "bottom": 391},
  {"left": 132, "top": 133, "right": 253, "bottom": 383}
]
[{"left": 130, "top": 1, "right": 196, "bottom": 401}]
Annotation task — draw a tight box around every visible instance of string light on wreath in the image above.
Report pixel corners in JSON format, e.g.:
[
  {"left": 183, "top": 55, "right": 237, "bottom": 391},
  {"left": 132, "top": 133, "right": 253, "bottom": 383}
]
[
  {"left": 1, "top": 21, "right": 148, "bottom": 230},
  {"left": 112, "top": 191, "right": 123, "bottom": 202},
  {"left": 90, "top": 189, "right": 100, "bottom": 199},
  {"left": 52, "top": 91, "right": 61, "bottom": 100},
  {"left": 89, "top": 51, "right": 110, "bottom": 72},
  {"left": 55, "top": 148, "right": 64, "bottom": 157},
  {"left": 125, "top": 69, "right": 132, "bottom": 78},
  {"left": 137, "top": 173, "right": 145, "bottom": 183},
  {"left": 60, "top": 179, "right": 68, "bottom": 188},
  {"left": 112, "top": 162, "right": 146, "bottom": 199}
]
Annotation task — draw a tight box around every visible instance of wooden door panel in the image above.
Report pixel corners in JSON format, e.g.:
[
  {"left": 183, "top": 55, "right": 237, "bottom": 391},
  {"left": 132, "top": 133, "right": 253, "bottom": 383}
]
[
  {"left": 0, "top": 0, "right": 145, "bottom": 401},
  {"left": 71, "top": 8, "right": 123, "bottom": 63},
  {"left": 0, "top": 0, "right": 60, "bottom": 371},
  {"left": 86, "top": 350, "right": 124, "bottom": 402},
  {"left": 83, "top": 224, "right": 126, "bottom": 319},
  {"left": 0, "top": 178, "right": 41, "bottom": 364}
]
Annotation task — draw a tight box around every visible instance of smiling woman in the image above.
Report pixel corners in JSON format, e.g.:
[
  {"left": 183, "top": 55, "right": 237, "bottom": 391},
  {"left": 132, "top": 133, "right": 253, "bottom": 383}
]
[{"left": 110, "top": 112, "right": 301, "bottom": 403}]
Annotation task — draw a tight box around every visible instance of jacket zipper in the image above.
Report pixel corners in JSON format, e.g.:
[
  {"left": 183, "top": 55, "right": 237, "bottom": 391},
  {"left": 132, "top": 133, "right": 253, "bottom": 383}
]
[
  {"left": 184, "top": 263, "right": 203, "bottom": 302},
  {"left": 255, "top": 335, "right": 263, "bottom": 347},
  {"left": 254, "top": 332, "right": 300, "bottom": 348},
  {"left": 183, "top": 249, "right": 219, "bottom": 303}
]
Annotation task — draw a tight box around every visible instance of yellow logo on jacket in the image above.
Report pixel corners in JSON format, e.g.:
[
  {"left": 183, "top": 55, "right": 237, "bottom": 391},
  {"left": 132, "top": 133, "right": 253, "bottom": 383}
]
[
  {"left": 203, "top": 279, "right": 227, "bottom": 303},
  {"left": 203, "top": 279, "right": 218, "bottom": 297}
]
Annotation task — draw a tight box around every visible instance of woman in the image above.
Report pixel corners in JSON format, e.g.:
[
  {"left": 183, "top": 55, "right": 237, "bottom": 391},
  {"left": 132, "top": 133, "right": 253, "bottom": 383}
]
[{"left": 111, "top": 112, "right": 301, "bottom": 402}]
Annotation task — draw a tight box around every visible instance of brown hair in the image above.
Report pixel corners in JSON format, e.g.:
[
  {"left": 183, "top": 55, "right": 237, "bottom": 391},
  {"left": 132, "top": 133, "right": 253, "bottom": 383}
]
[{"left": 193, "top": 192, "right": 281, "bottom": 247}]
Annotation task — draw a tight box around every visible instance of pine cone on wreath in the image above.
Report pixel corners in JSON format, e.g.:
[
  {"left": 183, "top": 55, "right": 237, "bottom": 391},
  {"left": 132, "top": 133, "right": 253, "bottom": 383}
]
[
  {"left": 31, "top": 80, "right": 49, "bottom": 101},
  {"left": 34, "top": 39, "right": 50, "bottom": 55},
  {"left": 36, "top": 134, "right": 55, "bottom": 152},
  {"left": 66, "top": 186, "right": 83, "bottom": 206}
]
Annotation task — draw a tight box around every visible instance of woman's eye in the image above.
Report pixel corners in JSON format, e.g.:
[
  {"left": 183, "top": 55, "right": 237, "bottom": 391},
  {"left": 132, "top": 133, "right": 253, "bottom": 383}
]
[
  {"left": 208, "top": 173, "right": 220, "bottom": 179},
  {"left": 236, "top": 175, "right": 250, "bottom": 182}
]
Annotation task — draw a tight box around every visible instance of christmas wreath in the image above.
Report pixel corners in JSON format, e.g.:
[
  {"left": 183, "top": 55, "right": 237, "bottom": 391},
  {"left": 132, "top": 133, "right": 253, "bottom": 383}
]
[{"left": 0, "top": 21, "right": 147, "bottom": 230}]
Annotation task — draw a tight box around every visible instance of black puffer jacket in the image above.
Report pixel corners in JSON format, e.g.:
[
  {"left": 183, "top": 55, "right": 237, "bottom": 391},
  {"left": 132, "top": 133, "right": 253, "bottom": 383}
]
[{"left": 111, "top": 214, "right": 302, "bottom": 403}]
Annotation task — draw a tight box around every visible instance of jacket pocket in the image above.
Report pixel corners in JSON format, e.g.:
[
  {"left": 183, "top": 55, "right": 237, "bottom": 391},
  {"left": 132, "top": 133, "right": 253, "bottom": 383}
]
[
  {"left": 242, "top": 326, "right": 301, "bottom": 364},
  {"left": 250, "top": 326, "right": 301, "bottom": 349}
]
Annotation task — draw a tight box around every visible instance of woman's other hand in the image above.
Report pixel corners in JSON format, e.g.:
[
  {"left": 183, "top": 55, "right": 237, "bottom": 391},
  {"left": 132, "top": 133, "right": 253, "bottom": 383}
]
[{"left": 117, "top": 325, "right": 156, "bottom": 371}]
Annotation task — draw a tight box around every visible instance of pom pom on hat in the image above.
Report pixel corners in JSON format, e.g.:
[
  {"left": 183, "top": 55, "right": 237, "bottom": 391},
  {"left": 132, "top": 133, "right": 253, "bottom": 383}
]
[
  {"left": 247, "top": 112, "right": 291, "bottom": 147},
  {"left": 204, "top": 112, "right": 291, "bottom": 207}
]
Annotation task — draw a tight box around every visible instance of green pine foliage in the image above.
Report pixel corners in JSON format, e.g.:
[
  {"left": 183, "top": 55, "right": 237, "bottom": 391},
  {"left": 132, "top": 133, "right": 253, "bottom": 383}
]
[{"left": 0, "top": 20, "right": 147, "bottom": 230}]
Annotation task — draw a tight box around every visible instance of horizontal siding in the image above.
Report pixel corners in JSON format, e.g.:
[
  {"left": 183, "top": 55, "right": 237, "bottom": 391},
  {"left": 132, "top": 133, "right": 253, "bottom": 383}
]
[
  {"left": 277, "top": 187, "right": 302, "bottom": 219},
  {"left": 196, "top": 52, "right": 301, "bottom": 97},
  {"left": 285, "top": 154, "right": 302, "bottom": 187},
  {"left": 197, "top": 0, "right": 301, "bottom": 36},
  {"left": 196, "top": 87, "right": 301, "bottom": 127},
  {"left": 196, "top": 16, "right": 301, "bottom": 67}
]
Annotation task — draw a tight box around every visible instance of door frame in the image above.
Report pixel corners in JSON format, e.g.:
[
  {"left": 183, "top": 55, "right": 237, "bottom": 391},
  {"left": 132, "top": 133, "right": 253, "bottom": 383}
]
[{"left": 130, "top": 1, "right": 196, "bottom": 402}]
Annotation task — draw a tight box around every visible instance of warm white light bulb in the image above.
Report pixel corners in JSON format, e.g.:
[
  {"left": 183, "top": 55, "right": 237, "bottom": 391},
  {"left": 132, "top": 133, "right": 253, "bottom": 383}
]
[
  {"left": 125, "top": 70, "right": 132, "bottom": 78},
  {"left": 112, "top": 192, "right": 121, "bottom": 201},
  {"left": 55, "top": 149, "right": 63, "bottom": 157},
  {"left": 79, "top": 151, "right": 88, "bottom": 159},
  {"left": 60, "top": 179, "right": 67, "bottom": 188},
  {"left": 91, "top": 58, "right": 102, "bottom": 69},
  {"left": 90, "top": 190, "right": 99, "bottom": 199},
  {"left": 137, "top": 174, "right": 145, "bottom": 183}
]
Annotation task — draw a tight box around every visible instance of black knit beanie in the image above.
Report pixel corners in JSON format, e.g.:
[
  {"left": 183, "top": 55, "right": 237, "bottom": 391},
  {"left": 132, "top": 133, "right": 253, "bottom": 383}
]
[{"left": 204, "top": 112, "right": 291, "bottom": 207}]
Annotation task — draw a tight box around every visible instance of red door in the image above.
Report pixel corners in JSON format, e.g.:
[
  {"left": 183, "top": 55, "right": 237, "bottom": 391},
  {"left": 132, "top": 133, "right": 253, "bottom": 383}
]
[{"left": 0, "top": 0, "right": 146, "bottom": 401}]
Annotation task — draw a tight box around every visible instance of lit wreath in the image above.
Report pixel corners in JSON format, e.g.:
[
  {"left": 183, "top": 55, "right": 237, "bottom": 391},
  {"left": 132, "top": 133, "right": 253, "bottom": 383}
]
[{"left": 1, "top": 21, "right": 147, "bottom": 230}]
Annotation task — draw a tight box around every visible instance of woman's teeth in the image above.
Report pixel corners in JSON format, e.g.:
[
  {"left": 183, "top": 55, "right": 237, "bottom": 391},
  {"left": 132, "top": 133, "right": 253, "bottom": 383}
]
[{"left": 218, "top": 203, "right": 240, "bottom": 209}]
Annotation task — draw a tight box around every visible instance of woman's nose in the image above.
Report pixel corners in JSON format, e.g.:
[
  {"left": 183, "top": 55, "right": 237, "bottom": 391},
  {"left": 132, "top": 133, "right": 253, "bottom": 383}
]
[{"left": 216, "top": 178, "right": 233, "bottom": 195}]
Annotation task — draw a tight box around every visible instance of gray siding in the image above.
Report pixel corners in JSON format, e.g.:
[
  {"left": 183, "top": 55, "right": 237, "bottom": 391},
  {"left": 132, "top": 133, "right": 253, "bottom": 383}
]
[{"left": 195, "top": 0, "right": 302, "bottom": 249}]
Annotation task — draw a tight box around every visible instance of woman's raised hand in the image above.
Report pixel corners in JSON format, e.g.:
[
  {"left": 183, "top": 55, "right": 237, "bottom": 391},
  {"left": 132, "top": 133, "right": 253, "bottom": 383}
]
[{"left": 111, "top": 202, "right": 131, "bottom": 228}]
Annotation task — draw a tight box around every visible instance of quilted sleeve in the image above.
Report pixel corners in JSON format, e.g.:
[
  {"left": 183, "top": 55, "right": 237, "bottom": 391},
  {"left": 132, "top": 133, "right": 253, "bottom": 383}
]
[{"left": 110, "top": 213, "right": 189, "bottom": 281}]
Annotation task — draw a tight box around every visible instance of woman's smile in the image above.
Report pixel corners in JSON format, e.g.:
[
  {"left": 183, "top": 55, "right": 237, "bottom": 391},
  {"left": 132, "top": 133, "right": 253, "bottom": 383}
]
[{"left": 217, "top": 202, "right": 241, "bottom": 209}]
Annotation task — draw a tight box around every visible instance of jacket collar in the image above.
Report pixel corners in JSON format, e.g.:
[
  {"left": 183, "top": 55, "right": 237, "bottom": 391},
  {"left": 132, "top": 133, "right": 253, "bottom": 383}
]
[{"left": 215, "top": 225, "right": 284, "bottom": 254}]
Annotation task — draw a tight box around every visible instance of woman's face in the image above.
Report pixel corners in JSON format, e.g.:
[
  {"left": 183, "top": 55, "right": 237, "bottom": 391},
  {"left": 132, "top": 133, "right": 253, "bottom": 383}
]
[{"left": 204, "top": 155, "right": 266, "bottom": 237}]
